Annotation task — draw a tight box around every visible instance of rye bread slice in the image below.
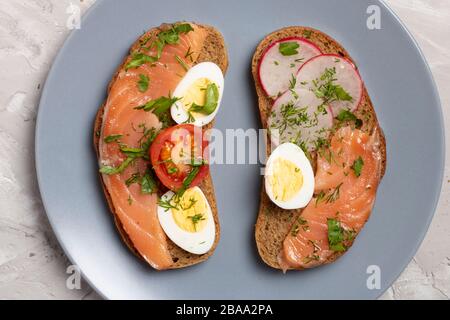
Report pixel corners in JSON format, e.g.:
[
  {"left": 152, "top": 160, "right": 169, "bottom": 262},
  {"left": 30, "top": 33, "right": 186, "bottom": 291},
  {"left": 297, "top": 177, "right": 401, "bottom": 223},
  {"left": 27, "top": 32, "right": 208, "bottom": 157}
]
[
  {"left": 94, "top": 23, "right": 228, "bottom": 270},
  {"left": 252, "top": 26, "right": 387, "bottom": 270}
]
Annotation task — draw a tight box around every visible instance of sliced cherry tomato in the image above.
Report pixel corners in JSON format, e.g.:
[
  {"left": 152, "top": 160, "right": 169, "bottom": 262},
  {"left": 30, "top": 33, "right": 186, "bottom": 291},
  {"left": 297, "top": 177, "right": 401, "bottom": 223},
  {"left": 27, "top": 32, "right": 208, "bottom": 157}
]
[{"left": 150, "top": 124, "right": 209, "bottom": 191}]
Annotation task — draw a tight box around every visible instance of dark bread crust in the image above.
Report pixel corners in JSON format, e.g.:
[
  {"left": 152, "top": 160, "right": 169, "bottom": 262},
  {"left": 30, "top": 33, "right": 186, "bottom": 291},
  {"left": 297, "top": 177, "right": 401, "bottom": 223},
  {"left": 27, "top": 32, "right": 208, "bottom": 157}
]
[
  {"left": 252, "top": 26, "right": 387, "bottom": 270},
  {"left": 94, "top": 23, "right": 228, "bottom": 270}
]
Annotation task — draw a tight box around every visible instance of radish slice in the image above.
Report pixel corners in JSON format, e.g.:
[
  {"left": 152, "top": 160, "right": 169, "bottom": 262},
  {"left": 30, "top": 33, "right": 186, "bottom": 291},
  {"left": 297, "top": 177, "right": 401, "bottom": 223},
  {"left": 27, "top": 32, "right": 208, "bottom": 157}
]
[
  {"left": 259, "top": 38, "right": 321, "bottom": 98},
  {"left": 268, "top": 88, "right": 333, "bottom": 152},
  {"left": 296, "top": 54, "right": 363, "bottom": 114}
]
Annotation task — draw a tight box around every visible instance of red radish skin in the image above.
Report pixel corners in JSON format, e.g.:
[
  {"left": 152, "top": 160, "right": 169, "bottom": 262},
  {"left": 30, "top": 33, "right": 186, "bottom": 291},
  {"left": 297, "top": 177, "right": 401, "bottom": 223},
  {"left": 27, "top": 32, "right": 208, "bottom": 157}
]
[
  {"left": 296, "top": 54, "right": 363, "bottom": 114},
  {"left": 268, "top": 88, "right": 333, "bottom": 151},
  {"left": 258, "top": 37, "right": 321, "bottom": 98}
]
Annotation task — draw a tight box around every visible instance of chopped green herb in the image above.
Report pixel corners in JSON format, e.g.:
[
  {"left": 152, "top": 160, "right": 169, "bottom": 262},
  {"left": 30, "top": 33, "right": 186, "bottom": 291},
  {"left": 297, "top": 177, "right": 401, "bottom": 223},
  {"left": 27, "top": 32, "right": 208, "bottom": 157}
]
[
  {"left": 335, "top": 109, "right": 363, "bottom": 129},
  {"left": 326, "top": 183, "right": 343, "bottom": 203},
  {"left": 351, "top": 156, "right": 364, "bottom": 177},
  {"left": 100, "top": 157, "right": 134, "bottom": 175},
  {"left": 291, "top": 224, "right": 300, "bottom": 237},
  {"left": 125, "top": 172, "right": 141, "bottom": 187},
  {"left": 137, "top": 74, "right": 149, "bottom": 93},
  {"left": 279, "top": 42, "right": 300, "bottom": 56},
  {"left": 271, "top": 103, "right": 310, "bottom": 136},
  {"left": 184, "top": 111, "right": 196, "bottom": 124},
  {"left": 174, "top": 23, "right": 194, "bottom": 34},
  {"left": 289, "top": 74, "right": 297, "bottom": 90},
  {"left": 180, "top": 167, "right": 200, "bottom": 193},
  {"left": 327, "top": 218, "right": 356, "bottom": 252},
  {"left": 313, "top": 67, "right": 353, "bottom": 105},
  {"left": 188, "top": 214, "right": 205, "bottom": 231},
  {"left": 316, "top": 191, "right": 326, "bottom": 206},
  {"left": 327, "top": 218, "right": 346, "bottom": 252},
  {"left": 175, "top": 55, "right": 189, "bottom": 71},
  {"left": 158, "top": 197, "right": 179, "bottom": 212},
  {"left": 189, "top": 83, "right": 220, "bottom": 115},
  {"left": 175, "top": 166, "right": 201, "bottom": 198},
  {"left": 119, "top": 146, "right": 145, "bottom": 158},
  {"left": 136, "top": 96, "right": 180, "bottom": 117},
  {"left": 181, "top": 197, "right": 197, "bottom": 211},
  {"left": 303, "top": 254, "right": 320, "bottom": 264},
  {"left": 309, "top": 240, "right": 320, "bottom": 253},
  {"left": 139, "top": 127, "right": 157, "bottom": 156},
  {"left": 314, "top": 137, "right": 330, "bottom": 150},
  {"left": 291, "top": 217, "right": 308, "bottom": 237},
  {"left": 126, "top": 53, "right": 157, "bottom": 70},
  {"left": 185, "top": 46, "right": 195, "bottom": 62},
  {"left": 140, "top": 171, "right": 157, "bottom": 194},
  {"left": 191, "top": 158, "right": 208, "bottom": 167},
  {"left": 130, "top": 23, "right": 194, "bottom": 69},
  {"left": 104, "top": 134, "right": 123, "bottom": 143}
]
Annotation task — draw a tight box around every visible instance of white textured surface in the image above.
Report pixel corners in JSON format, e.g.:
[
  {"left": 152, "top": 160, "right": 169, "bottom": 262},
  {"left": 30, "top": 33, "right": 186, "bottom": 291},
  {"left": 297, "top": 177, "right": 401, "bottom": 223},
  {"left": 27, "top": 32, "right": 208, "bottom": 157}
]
[{"left": 0, "top": 0, "right": 448, "bottom": 300}]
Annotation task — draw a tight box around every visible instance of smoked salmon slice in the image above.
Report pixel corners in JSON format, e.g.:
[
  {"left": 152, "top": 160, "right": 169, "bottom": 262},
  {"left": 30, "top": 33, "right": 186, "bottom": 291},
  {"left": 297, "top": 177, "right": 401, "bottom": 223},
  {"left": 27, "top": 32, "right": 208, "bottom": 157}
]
[
  {"left": 98, "top": 24, "right": 208, "bottom": 270},
  {"left": 279, "top": 127, "right": 383, "bottom": 270}
]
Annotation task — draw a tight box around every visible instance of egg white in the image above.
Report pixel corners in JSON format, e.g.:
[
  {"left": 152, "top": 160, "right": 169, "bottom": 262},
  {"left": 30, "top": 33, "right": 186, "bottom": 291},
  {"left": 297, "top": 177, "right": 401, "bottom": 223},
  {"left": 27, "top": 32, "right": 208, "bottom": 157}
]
[
  {"left": 265, "top": 143, "right": 315, "bottom": 210},
  {"left": 157, "top": 187, "right": 215, "bottom": 255},
  {"left": 171, "top": 62, "right": 224, "bottom": 127}
]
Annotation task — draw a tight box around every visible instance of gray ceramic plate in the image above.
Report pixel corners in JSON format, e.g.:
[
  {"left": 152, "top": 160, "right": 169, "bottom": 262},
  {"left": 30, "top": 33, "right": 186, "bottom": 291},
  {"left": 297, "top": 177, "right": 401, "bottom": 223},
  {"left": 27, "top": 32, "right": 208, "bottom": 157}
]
[{"left": 36, "top": 0, "right": 444, "bottom": 299}]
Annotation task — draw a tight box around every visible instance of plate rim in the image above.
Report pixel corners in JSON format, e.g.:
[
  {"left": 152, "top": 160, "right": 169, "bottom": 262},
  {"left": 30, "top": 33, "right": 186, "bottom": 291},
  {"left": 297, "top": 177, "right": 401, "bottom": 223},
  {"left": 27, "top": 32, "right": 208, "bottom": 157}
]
[{"left": 34, "top": 0, "right": 445, "bottom": 300}]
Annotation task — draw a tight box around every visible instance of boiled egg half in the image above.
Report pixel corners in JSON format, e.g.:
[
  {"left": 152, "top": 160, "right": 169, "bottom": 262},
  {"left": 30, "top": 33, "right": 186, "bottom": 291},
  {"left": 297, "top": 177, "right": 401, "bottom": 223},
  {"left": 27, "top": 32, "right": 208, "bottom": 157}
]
[
  {"left": 171, "top": 62, "right": 224, "bottom": 127},
  {"left": 265, "top": 143, "right": 315, "bottom": 210},
  {"left": 157, "top": 187, "right": 215, "bottom": 255}
]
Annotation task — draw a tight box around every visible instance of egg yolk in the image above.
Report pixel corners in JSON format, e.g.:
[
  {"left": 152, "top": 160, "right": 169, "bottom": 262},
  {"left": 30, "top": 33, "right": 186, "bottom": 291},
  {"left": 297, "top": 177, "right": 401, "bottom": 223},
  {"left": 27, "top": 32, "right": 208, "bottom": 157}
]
[
  {"left": 172, "top": 188, "right": 208, "bottom": 233},
  {"left": 181, "top": 78, "right": 212, "bottom": 112},
  {"left": 269, "top": 158, "right": 304, "bottom": 202}
]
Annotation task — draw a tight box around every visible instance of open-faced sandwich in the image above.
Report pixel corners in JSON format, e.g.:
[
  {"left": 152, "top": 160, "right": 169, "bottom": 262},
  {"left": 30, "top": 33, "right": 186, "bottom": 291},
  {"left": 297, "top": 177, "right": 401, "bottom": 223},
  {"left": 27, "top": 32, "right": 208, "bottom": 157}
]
[
  {"left": 252, "top": 27, "right": 386, "bottom": 271},
  {"left": 94, "top": 22, "right": 228, "bottom": 270}
]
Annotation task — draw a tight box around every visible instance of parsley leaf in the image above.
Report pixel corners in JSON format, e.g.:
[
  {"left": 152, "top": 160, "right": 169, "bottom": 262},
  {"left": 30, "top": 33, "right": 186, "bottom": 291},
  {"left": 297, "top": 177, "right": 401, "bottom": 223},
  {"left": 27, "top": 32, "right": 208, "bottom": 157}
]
[
  {"left": 136, "top": 96, "right": 180, "bottom": 117},
  {"left": 279, "top": 42, "right": 300, "bottom": 56},
  {"left": 189, "top": 83, "right": 220, "bottom": 115},
  {"left": 351, "top": 156, "right": 364, "bottom": 177},
  {"left": 140, "top": 171, "right": 158, "bottom": 194},
  {"left": 327, "top": 218, "right": 346, "bottom": 252},
  {"left": 130, "top": 23, "right": 194, "bottom": 69},
  {"left": 137, "top": 74, "right": 149, "bottom": 93},
  {"left": 174, "top": 23, "right": 194, "bottom": 34},
  {"left": 126, "top": 53, "right": 157, "bottom": 70},
  {"left": 335, "top": 109, "right": 363, "bottom": 129},
  {"left": 335, "top": 86, "right": 353, "bottom": 101}
]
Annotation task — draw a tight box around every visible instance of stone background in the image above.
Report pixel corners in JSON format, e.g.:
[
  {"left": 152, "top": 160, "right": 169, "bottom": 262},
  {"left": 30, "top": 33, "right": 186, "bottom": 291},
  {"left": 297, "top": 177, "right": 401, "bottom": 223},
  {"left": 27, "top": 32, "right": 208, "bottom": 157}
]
[{"left": 0, "top": 0, "right": 448, "bottom": 299}]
